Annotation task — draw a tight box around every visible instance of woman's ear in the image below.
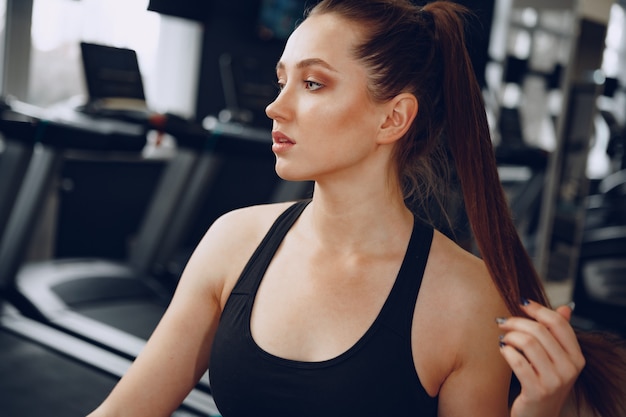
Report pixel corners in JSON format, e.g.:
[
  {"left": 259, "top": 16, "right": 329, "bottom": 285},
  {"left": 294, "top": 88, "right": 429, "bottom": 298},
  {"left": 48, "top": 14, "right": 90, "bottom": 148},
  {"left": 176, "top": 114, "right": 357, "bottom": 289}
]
[{"left": 377, "top": 93, "right": 418, "bottom": 145}]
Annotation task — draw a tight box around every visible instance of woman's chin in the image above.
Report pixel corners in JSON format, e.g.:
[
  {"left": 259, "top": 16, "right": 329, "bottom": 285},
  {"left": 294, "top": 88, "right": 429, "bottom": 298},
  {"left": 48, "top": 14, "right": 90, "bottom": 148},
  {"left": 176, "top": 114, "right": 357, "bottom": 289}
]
[{"left": 274, "top": 165, "right": 309, "bottom": 183}]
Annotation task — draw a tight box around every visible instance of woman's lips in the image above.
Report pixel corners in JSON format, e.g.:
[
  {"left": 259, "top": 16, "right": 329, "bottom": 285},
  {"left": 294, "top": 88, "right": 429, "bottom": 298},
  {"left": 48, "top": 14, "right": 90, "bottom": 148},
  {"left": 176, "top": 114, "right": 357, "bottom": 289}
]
[{"left": 272, "top": 131, "right": 295, "bottom": 153}]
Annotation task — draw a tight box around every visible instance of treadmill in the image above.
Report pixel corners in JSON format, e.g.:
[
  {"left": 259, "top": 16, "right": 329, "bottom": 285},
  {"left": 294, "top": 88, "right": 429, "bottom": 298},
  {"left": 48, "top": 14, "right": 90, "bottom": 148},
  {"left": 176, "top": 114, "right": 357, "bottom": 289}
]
[
  {"left": 0, "top": 110, "right": 218, "bottom": 416},
  {"left": 0, "top": 103, "right": 199, "bottom": 358},
  {"left": 0, "top": 302, "right": 220, "bottom": 417}
]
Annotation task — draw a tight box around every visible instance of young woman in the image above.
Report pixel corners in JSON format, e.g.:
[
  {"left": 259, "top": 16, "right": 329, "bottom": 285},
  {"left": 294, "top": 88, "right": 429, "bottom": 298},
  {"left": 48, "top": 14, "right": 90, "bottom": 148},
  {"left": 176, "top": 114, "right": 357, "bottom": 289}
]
[{"left": 87, "top": 1, "right": 626, "bottom": 416}]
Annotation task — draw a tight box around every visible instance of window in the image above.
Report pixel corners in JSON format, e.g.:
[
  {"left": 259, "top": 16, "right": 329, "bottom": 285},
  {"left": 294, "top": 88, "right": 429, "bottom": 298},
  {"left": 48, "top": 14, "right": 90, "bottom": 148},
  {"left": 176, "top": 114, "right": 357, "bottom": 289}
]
[{"left": 28, "top": 0, "right": 160, "bottom": 107}]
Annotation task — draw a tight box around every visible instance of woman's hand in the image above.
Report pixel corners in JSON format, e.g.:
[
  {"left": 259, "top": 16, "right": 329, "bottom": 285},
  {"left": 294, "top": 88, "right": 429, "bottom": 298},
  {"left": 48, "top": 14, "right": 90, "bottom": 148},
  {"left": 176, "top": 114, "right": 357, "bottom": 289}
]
[{"left": 497, "top": 300, "right": 585, "bottom": 417}]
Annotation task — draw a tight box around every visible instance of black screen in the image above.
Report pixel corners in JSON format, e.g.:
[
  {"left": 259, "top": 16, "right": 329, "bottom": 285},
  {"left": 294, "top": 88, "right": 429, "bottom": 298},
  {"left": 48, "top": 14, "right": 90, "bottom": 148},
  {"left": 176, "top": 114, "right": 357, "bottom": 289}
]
[
  {"left": 80, "top": 42, "right": 145, "bottom": 101},
  {"left": 147, "top": 0, "right": 212, "bottom": 23}
]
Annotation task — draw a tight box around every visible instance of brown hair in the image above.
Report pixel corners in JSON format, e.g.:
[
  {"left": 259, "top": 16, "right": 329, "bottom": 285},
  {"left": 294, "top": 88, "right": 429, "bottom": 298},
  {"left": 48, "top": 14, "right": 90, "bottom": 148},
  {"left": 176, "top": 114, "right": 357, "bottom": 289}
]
[{"left": 308, "top": 0, "right": 626, "bottom": 415}]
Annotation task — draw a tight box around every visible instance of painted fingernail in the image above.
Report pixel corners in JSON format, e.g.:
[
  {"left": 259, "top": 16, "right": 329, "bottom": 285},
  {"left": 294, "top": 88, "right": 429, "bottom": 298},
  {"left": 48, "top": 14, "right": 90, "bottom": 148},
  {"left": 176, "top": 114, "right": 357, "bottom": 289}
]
[
  {"left": 520, "top": 297, "right": 530, "bottom": 306},
  {"left": 495, "top": 317, "right": 507, "bottom": 325},
  {"left": 567, "top": 301, "right": 576, "bottom": 312},
  {"left": 499, "top": 341, "right": 506, "bottom": 348}
]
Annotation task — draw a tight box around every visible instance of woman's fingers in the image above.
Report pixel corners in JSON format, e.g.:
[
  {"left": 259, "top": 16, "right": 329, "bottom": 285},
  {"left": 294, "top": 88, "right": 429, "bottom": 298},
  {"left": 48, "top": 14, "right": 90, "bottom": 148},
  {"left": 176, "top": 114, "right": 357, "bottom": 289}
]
[
  {"left": 497, "top": 300, "right": 585, "bottom": 415},
  {"left": 521, "top": 300, "right": 581, "bottom": 360},
  {"left": 499, "top": 300, "right": 585, "bottom": 370},
  {"left": 555, "top": 302, "right": 574, "bottom": 322},
  {"left": 500, "top": 326, "right": 575, "bottom": 395}
]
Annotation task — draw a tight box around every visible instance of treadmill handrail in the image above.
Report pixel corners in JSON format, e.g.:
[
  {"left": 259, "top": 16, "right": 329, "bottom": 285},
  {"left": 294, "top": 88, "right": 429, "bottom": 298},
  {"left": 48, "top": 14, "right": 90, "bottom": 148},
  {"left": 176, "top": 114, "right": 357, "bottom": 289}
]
[
  {"left": 7, "top": 98, "right": 148, "bottom": 151},
  {"left": 0, "top": 112, "right": 38, "bottom": 143}
]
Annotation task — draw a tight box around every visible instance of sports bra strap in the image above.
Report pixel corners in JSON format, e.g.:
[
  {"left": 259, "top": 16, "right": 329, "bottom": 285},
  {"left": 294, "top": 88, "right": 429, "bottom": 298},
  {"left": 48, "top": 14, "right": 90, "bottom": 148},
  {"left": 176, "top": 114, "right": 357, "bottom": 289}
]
[{"left": 229, "top": 200, "right": 311, "bottom": 296}]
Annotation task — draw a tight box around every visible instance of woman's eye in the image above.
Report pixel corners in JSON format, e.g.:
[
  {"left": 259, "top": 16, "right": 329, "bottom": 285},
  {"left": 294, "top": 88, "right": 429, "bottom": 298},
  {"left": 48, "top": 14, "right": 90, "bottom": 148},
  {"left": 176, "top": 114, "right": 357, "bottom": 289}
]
[
  {"left": 304, "top": 80, "right": 323, "bottom": 91},
  {"left": 276, "top": 81, "right": 285, "bottom": 91}
]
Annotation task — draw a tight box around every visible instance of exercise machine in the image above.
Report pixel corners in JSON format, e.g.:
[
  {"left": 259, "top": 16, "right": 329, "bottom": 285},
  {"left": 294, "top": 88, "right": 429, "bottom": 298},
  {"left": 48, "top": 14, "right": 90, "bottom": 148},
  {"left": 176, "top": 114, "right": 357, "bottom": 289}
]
[
  {"left": 0, "top": 301, "right": 219, "bottom": 416},
  {"left": 0, "top": 111, "right": 38, "bottom": 239}
]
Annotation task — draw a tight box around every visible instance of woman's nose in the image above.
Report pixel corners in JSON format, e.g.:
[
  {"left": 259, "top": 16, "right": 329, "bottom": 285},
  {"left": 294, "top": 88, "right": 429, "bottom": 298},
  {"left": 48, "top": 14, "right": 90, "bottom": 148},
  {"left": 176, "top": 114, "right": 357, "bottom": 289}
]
[
  {"left": 265, "top": 88, "right": 290, "bottom": 122},
  {"left": 265, "top": 97, "right": 280, "bottom": 121}
]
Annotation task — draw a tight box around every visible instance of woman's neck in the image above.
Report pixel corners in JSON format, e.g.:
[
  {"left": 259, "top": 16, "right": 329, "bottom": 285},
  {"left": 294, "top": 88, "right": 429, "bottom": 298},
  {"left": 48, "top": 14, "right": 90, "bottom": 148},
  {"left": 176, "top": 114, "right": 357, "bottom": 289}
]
[{"left": 301, "top": 183, "right": 413, "bottom": 256}]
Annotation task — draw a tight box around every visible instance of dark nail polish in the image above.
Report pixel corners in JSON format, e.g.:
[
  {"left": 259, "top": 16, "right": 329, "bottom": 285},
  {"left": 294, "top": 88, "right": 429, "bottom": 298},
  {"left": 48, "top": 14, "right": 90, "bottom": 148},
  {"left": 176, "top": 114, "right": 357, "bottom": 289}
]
[
  {"left": 520, "top": 298, "right": 530, "bottom": 306},
  {"left": 499, "top": 341, "right": 506, "bottom": 348}
]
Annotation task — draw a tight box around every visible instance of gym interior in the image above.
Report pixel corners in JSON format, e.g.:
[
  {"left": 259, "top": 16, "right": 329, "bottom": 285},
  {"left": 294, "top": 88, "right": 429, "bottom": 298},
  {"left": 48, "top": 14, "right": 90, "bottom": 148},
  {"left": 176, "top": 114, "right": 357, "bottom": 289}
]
[{"left": 0, "top": 0, "right": 625, "bottom": 415}]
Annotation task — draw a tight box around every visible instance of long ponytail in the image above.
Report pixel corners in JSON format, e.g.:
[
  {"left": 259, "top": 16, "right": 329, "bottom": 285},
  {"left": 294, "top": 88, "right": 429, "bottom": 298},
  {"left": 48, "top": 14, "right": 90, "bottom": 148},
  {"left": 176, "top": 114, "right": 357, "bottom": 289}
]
[
  {"left": 422, "top": 1, "right": 545, "bottom": 321},
  {"left": 423, "top": 2, "right": 626, "bottom": 416}
]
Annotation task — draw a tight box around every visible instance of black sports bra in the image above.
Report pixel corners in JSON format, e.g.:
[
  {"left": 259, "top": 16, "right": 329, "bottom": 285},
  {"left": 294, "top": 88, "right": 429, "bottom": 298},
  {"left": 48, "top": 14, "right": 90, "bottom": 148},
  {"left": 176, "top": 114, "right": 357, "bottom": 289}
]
[{"left": 209, "top": 201, "right": 437, "bottom": 416}]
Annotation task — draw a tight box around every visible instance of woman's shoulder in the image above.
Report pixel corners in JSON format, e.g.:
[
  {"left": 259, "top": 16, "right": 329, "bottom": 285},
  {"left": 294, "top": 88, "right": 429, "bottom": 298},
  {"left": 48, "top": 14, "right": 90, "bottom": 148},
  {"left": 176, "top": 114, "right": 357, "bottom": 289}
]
[
  {"left": 414, "top": 230, "right": 511, "bottom": 398},
  {"left": 198, "top": 200, "right": 298, "bottom": 264},
  {"left": 189, "top": 201, "right": 299, "bottom": 303},
  {"left": 418, "top": 229, "right": 510, "bottom": 357},
  {"left": 425, "top": 230, "right": 507, "bottom": 310},
  {"left": 210, "top": 200, "right": 298, "bottom": 238}
]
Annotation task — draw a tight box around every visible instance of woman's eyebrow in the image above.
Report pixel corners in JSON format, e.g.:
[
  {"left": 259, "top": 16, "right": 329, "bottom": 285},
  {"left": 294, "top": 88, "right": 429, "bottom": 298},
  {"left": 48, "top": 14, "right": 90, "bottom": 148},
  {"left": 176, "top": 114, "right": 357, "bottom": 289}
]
[{"left": 276, "top": 58, "right": 339, "bottom": 73}]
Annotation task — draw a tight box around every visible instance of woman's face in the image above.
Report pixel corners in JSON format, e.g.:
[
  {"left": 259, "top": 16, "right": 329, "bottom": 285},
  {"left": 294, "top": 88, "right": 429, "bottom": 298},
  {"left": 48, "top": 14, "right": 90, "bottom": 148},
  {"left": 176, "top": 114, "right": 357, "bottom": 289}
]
[{"left": 266, "top": 13, "right": 390, "bottom": 184}]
